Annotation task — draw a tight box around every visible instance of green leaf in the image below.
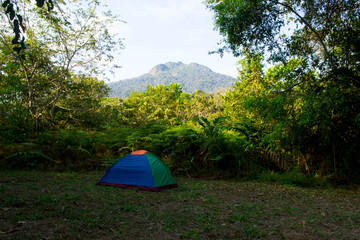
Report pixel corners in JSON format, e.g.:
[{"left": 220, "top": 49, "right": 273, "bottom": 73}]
[
  {"left": 13, "top": 46, "right": 22, "bottom": 53},
  {"left": 20, "top": 38, "right": 26, "bottom": 49},
  {"left": 9, "top": 10, "right": 15, "bottom": 20},
  {"left": 2, "top": 0, "right": 10, "bottom": 8},
  {"left": 46, "top": 0, "right": 54, "bottom": 11},
  {"left": 11, "top": 35, "right": 20, "bottom": 44},
  {"left": 13, "top": 19, "right": 20, "bottom": 33},
  {"left": 5, "top": 3, "right": 13, "bottom": 13},
  {"left": 36, "top": 0, "right": 45, "bottom": 8},
  {"left": 18, "top": 15, "right": 23, "bottom": 24}
]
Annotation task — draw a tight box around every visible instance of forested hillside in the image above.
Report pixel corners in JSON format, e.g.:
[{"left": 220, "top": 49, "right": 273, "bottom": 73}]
[{"left": 108, "top": 62, "right": 236, "bottom": 98}]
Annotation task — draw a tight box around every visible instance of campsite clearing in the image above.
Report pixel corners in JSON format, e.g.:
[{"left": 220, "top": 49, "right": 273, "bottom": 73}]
[{"left": 1, "top": 171, "right": 359, "bottom": 239}]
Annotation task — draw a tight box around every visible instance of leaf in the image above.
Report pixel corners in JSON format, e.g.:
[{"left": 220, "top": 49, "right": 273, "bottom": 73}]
[
  {"left": 1, "top": 0, "right": 10, "bottom": 8},
  {"left": 18, "top": 15, "right": 26, "bottom": 32},
  {"left": 18, "top": 14, "right": 23, "bottom": 24},
  {"left": 11, "top": 36, "right": 19, "bottom": 45},
  {"left": 211, "top": 155, "right": 223, "bottom": 161},
  {"left": 9, "top": 10, "right": 15, "bottom": 20},
  {"left": 5, "top": 3, "right": 13, "bottom": 13},
  {"left": 13, "top": 46, "right": 22, "bottom": 53},
  {"left": 36, "top": 0, "right": 45, "bottom": 8},
  {"left": 20, "top": 39, "right": 26, "bottom": 49},
  {"left": 13, "top": 19, "right": 19, "bottom": 31},
  {"left": 46, "top": 0, "right": 54, "bottom": 11}
]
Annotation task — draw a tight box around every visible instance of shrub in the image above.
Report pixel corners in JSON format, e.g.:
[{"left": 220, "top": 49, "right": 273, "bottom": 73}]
[
  {"left": 38, "top": 130, "right": 100, "bottom": 170},
  {"left": 0, "top": 142, "right": 54, "bottom": 170},
  {"left": 258, "top": 168, "right": 326, "bottom": 188}
]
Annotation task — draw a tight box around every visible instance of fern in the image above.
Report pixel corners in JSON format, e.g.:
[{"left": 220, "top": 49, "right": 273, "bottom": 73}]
[{"left": 3, "top": 149, "right": 54, "bottom": 169}]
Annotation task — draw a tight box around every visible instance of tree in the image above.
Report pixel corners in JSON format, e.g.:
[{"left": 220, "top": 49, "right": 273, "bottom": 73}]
[
  {"left": 187, "top": 90, "right": 221, "bottom": 120},
  {"left": 1, "top": 0, "right": 54, "bottom": 52},
  {"left": 117, "top": 83, "right": 185, "bottom": 126},
  {"left": 208, "top": 0, "right": 360, "bottom": 181},
  {"left": 0, "top": 41, "right": 32, "bottom": 142},
  {"left": 0, "top": 0, "right": 123, "bottom": 135},
  {"left": 206, "top": 0, "right": 360, "bottom": 72},
  {"left": 48, "top": 75, "right": 110, "bottom": 129}
]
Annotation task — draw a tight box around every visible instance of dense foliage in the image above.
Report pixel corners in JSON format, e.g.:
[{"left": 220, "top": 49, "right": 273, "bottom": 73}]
[
  {"left": 1, "top": 0, "right": 359, "bottom": 184},
  {"left": 1, "top": 0, "right": 122, "bottom": 136},
  {"left": 205, "top": 0, "right": 360, "bottom": 182}
]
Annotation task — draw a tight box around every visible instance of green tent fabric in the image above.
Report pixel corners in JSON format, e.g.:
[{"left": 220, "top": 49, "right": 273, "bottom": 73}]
[{"left": 146, "top": 152, "right": 176, "bottom": 187}]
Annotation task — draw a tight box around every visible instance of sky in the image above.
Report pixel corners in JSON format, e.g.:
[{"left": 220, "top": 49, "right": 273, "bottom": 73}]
[{"left": 105, "top": 0, "right": 240, "bottom": 82}]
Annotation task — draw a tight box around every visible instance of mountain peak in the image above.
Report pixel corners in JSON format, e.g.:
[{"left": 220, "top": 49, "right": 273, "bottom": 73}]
[
  {"left": 149, "top": 64, "right": 169, "bottom": 75},
  {"left": 164, "top": 61, "right": 184, "bottom": 68},
  {"left": 149, "top": 62, "right": 184, "bottom": 75},
  {"left": 109, "top": 61, "right": 236, "bottom": 98},
  {"left": 189, "top": 63, "right": 213, "bottom": 72}
]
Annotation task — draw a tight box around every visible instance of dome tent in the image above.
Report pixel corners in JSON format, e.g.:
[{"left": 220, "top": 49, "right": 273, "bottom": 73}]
[{"left": 96, "top": 150, "right": 177, "bottom": 191}]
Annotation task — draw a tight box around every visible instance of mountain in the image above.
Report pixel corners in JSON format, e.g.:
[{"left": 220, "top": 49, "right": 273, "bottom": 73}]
[{"left": 108, "top": 62, "right": 237, "bottom": 98}]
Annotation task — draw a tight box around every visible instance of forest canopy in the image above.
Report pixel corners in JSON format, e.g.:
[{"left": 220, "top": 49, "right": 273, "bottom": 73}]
[
  {"left": 0, "top": 0, "right": 123, "bottom": 134},
  {"left": 205, "top": 0, "right": 360, "bottom": 182}
]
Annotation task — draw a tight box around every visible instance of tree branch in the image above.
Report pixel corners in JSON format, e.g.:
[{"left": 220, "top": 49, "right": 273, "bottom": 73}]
[{"left": 272, "top": 0, "right": 334, "bottom": 68}]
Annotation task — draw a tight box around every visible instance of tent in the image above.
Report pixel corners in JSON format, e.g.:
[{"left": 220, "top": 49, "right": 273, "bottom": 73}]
[{"left": 96, "top": 150, "right": 178, "bottom": 191}]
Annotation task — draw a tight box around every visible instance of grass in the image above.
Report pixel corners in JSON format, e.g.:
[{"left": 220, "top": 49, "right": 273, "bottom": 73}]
[{"left": 0, "top": 171, "right": 359, "bottom": 240}]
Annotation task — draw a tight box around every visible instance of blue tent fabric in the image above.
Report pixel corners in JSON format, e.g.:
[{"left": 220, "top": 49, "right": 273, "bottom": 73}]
[
  {"left": 99, "top": 154, "right": 156, "bottom": 187},
  {"left": 96, "top": 150, "right": 178, "bottom": 191}
]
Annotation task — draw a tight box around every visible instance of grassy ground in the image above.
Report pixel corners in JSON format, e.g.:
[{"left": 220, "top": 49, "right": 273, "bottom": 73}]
[{"left": 0, "top": 171, "right": 359, "bottom": 240}]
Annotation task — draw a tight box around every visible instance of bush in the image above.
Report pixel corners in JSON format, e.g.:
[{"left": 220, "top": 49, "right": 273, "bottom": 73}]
[
  {"left": 0, "top": 142, "right": 54, "bottom": 170},
  {"left": 38, "top": 130, "right": 101, "bottom": 170},
  {"left": 258, "top": 168, "right": 326, "bottom": 188}
]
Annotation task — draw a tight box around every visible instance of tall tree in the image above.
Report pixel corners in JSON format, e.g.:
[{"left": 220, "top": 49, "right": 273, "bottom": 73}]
[
  {"left": 206, "top": 0, "right": 360, "bottom": 72},
  {"left": 119, "top": 83, "right": 185, "bottom": 126},
  {"left": 208, "top": 0, "right": 360, "bottom": 181},
  {"left": 0, "top": 0, "right": 123, "bottom": 135}
]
